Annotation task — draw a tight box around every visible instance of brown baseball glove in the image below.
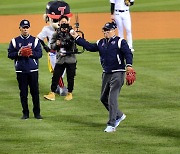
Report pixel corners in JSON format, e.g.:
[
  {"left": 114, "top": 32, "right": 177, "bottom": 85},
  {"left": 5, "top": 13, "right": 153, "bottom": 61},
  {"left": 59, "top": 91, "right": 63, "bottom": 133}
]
[
  {"left": 124, "top": 0, "right": 131, "bottom": 6},
  {"left": 126, "top": 67, "right": 136, "bottom": 86},
  {"left": 19, "top": 47, "right": 32, "bottom": 57}
]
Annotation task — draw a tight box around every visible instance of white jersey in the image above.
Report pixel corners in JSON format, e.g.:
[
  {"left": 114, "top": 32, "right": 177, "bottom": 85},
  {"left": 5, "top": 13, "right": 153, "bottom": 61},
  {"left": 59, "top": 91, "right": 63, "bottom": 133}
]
[
  {"left": 110, "top": 0, "right": 134, "bottom": 10},
  {"left": 37, "top": 25, "right": 57, "bottom": 69},
  {"left": 37, "top": 25, "right": 55, "bottom": 47}
]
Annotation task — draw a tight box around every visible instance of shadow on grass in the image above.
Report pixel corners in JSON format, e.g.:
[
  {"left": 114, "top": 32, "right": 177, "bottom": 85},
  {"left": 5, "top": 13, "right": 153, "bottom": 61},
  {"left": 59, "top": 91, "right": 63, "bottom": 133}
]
[
  {"left": 45, "top": 114, "right": 105, "bottom": 128},
  {"left": 134, "top": 125, "right": 180, "bottom": 139}
]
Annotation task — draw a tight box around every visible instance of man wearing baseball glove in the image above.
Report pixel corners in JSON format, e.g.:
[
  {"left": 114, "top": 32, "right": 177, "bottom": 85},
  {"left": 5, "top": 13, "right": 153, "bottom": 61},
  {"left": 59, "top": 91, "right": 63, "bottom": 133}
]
[
  {"left": 70, "top": 22, "right": 136, "bottom": 132},
  {"left": 8, "top": 19, "right": 43, "bottom": 120},
  {"left": 18, "top": 46, "right": 33, "bottom": 57}
]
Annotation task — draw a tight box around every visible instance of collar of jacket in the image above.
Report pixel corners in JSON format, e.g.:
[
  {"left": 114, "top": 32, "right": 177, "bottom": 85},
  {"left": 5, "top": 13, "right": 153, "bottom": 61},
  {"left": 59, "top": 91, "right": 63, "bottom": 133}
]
[
  {"left": 105, "top": 35, "right": 116, "bottom": 43},
  {"left": 20, "top": 34, "right": 30, "bottom": 39}
]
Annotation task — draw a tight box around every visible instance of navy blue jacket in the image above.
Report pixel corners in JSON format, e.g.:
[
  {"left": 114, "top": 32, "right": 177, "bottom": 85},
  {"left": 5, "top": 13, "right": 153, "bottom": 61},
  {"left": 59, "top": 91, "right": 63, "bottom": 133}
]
[
  {"left": 75, "top": 36, "right": 133, "bottom": 73},
  {"left": 8, "top": 35, "right": 42, "bottom": 73}
]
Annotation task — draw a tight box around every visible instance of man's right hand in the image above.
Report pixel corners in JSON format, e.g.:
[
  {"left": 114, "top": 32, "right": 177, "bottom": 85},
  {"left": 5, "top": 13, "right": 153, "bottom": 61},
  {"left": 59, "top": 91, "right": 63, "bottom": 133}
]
[{"left": 70, "top": 29, "right": 79, "bottom": 38}]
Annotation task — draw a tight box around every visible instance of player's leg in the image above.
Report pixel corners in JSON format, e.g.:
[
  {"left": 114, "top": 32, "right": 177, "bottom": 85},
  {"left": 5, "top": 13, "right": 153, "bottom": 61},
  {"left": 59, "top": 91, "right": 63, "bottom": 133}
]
[
  {"left": 16, "top": 73, "right": 29, "bottom": 118},
  {"left": 122, "top": 11, "right": 134, "bottom": 50},
  {"left": 28, "top": 71, "right": 41, "bottom": 118},
  {"left": 107, "top": 72, "right": 124, "bottom": 127},
  {"left": 100, "top": 72, "right": 110, "bottom": 111},
  {"left": 114, "top": 12, "right": 124, "bottom": 38}
]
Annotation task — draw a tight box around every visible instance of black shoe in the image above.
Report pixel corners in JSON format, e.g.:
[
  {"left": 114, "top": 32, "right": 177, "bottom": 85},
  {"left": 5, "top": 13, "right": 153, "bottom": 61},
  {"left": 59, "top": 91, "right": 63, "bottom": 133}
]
[
  {"left": 34, "top": 115, "right": 43, "bottom": 120},
  {"left": 21, "top": 115, "right": 29, "bottom": 120}
]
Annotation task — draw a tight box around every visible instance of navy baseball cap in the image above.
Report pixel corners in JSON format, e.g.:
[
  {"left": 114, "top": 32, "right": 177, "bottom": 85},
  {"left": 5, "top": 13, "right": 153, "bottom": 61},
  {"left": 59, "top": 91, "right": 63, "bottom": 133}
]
[
  {"left": 47, "top": 1, "right": 73, "bottom": 19},
  {"left": 102, "top": 22, "right": 117, "bottom": 31},
  {"left": 19, "top": 19, "right": 30, "bottom": 28}
]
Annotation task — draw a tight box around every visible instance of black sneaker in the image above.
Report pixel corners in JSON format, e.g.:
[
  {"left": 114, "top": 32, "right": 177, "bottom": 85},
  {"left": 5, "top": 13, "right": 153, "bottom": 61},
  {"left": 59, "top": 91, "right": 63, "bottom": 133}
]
[
  {"left": 21, "top": 115, "right": 29, "bottom": 120},
  {"left": 34, "top": 115, "right": 43, "bottom": 120}
]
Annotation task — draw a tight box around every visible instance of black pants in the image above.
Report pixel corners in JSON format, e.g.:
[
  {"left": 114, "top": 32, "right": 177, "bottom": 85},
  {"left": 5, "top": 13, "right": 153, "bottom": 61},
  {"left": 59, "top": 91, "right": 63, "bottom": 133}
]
[
  {"left": 51, "top": 63, "right": 76, "bottom": 93},
  {"left": 16, "top": 71, "right": 40, "bottom": 116}
]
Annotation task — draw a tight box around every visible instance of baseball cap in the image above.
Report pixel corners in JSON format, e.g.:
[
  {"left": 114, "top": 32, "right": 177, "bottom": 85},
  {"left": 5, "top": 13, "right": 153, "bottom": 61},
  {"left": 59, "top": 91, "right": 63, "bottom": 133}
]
[
  {"left": 19, "top": 19, "right": 30, "bottom": 28},
  {"left": 45, "top": 1, "right": 54, "bottom": 14},
  {"left": 47, "top": 1, "right": 73, "bottom": 19},
  {"left": 102, "top": 22, "right": 117, "bottom": 31}
]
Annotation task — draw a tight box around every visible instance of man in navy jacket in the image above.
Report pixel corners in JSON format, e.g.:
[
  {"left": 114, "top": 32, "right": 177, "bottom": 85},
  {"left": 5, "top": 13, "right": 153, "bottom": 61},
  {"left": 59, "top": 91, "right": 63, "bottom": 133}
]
[
  {"left": 70, "top": 22, "right": 135, "bottom": 132},
  {"left": 8, "top": 19, "right": 43, "bottom": 120}
]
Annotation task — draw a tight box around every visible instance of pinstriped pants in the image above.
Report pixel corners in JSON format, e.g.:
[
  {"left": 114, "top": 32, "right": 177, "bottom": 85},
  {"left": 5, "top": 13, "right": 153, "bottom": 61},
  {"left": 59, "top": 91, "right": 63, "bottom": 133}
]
[{"left": 100, "top": 71, "right": 125, "bottom": 127}]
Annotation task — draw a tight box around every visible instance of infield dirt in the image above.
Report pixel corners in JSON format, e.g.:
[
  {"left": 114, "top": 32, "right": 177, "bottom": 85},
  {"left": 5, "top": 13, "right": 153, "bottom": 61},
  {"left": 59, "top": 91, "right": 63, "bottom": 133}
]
[{"left": 0, "top": 12, "right": 180, "bottom": 43}]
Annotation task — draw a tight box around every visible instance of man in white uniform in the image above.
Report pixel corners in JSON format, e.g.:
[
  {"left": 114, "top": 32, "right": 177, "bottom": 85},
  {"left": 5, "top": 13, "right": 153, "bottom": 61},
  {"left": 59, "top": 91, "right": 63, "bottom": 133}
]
[{"left": 110, "top": 0, "right": 135, "bottom": 52}]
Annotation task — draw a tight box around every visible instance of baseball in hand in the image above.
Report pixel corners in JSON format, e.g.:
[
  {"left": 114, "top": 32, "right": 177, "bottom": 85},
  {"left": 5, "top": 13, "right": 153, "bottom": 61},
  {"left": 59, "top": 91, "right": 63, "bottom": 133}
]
[{"left": 70, "top": 29, "right": 75, "bottom": 35}]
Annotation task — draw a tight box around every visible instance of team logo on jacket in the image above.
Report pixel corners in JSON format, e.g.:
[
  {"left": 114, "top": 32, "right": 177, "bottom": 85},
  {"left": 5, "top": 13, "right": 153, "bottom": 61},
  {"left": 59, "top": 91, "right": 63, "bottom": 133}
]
[
  {"left": 28, "top": 43, "right": 32, "bottom": 47},
  {"left": 111, "top": 41, "right": 115, "bottom": 45},
  {"left": 18, "top": 43, "right": 32, "bottom": 48}
]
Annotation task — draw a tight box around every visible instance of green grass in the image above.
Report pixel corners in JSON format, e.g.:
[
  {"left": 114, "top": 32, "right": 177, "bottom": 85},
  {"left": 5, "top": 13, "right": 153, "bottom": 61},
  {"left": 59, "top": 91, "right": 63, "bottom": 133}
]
[
  {"left": 0, "top": 0, "right": 180, "bottom": 15},
  {"left": 0, "top": 39, "right": 180, "bottom": 153}
]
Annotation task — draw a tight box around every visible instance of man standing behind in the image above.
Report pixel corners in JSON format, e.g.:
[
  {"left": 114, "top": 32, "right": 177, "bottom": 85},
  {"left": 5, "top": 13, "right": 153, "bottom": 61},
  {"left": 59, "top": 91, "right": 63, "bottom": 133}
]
[
  {"left": 8, "top": 19, "right": 43, "bottom": 120},
  {"left": 110, "top": 0, "right": 135, "bottom": 52},
  {"left": 70, "top": 22, "right": 136, "bottom": 132}
]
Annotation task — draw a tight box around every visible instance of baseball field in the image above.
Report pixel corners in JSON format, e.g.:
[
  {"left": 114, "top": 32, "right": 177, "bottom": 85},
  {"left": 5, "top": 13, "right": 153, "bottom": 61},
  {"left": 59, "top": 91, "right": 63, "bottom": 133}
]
[{"left": 0, "top": 0, "right": 180, "bottom": 153}]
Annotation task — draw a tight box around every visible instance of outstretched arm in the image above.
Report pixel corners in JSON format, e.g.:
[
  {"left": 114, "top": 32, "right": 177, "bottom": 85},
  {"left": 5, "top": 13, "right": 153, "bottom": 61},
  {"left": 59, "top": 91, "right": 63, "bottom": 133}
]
[{"left": 70, "top": 30, "right": 99, "bottom": 52}]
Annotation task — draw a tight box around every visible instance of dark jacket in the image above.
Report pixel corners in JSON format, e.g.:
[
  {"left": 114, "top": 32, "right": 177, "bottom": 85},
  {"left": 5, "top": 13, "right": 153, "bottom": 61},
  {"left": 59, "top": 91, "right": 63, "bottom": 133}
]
[
  {"left": 75, "top": 36, "right": 133, "bottom": 73},
  {"left": 50, "top": 31, "right": 77, "bottom": 64},
  {"left": 8, "top": 35, "right": 42, "bottom": 73}
]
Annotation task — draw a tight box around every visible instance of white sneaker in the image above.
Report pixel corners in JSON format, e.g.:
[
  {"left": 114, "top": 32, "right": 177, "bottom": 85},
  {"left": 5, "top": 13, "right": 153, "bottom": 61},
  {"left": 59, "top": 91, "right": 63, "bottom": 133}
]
[
  {"left": 115, "top": 114, "right": 126, "bottom": 128},
  {"left": 104, "top": 126, "right": 116, "bottom": 133}
]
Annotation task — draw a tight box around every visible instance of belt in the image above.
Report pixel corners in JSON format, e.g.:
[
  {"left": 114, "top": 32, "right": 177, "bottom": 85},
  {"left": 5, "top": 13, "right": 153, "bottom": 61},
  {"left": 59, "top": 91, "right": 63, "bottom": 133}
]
[{"left": 115, "top": 10, "right": 128, "bottom": 12}]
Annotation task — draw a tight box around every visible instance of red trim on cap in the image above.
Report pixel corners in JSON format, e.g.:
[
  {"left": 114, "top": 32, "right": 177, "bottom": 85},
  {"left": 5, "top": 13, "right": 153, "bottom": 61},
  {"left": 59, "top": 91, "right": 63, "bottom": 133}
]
[
  {"left": 47, "top": 13, "right": 73, "bottom": 19},
  {"left": 65, "top": 13, "right": 73, "bottom": 17}
]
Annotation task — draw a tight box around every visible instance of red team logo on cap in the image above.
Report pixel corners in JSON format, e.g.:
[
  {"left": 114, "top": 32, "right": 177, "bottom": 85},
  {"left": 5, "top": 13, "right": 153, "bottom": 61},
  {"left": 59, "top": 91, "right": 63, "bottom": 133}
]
[{"left": 58, "top": 6, "right": 66, "bottom": 15}]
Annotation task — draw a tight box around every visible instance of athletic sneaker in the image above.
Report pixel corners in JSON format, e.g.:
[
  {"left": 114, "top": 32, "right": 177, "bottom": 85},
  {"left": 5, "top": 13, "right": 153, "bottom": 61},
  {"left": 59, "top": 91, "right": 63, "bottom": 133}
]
[
  {"left": 44, "top": 92, "right": 55, "bottom": 101},
  {"left": 104, "top": 126, "right": 116, "bottom": 133},
  {"left": 115, "top": 114, "right": 126, "bottom": 128},
  {"left": 64, "top": 92, "right": 73, "bottom": 101}
]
